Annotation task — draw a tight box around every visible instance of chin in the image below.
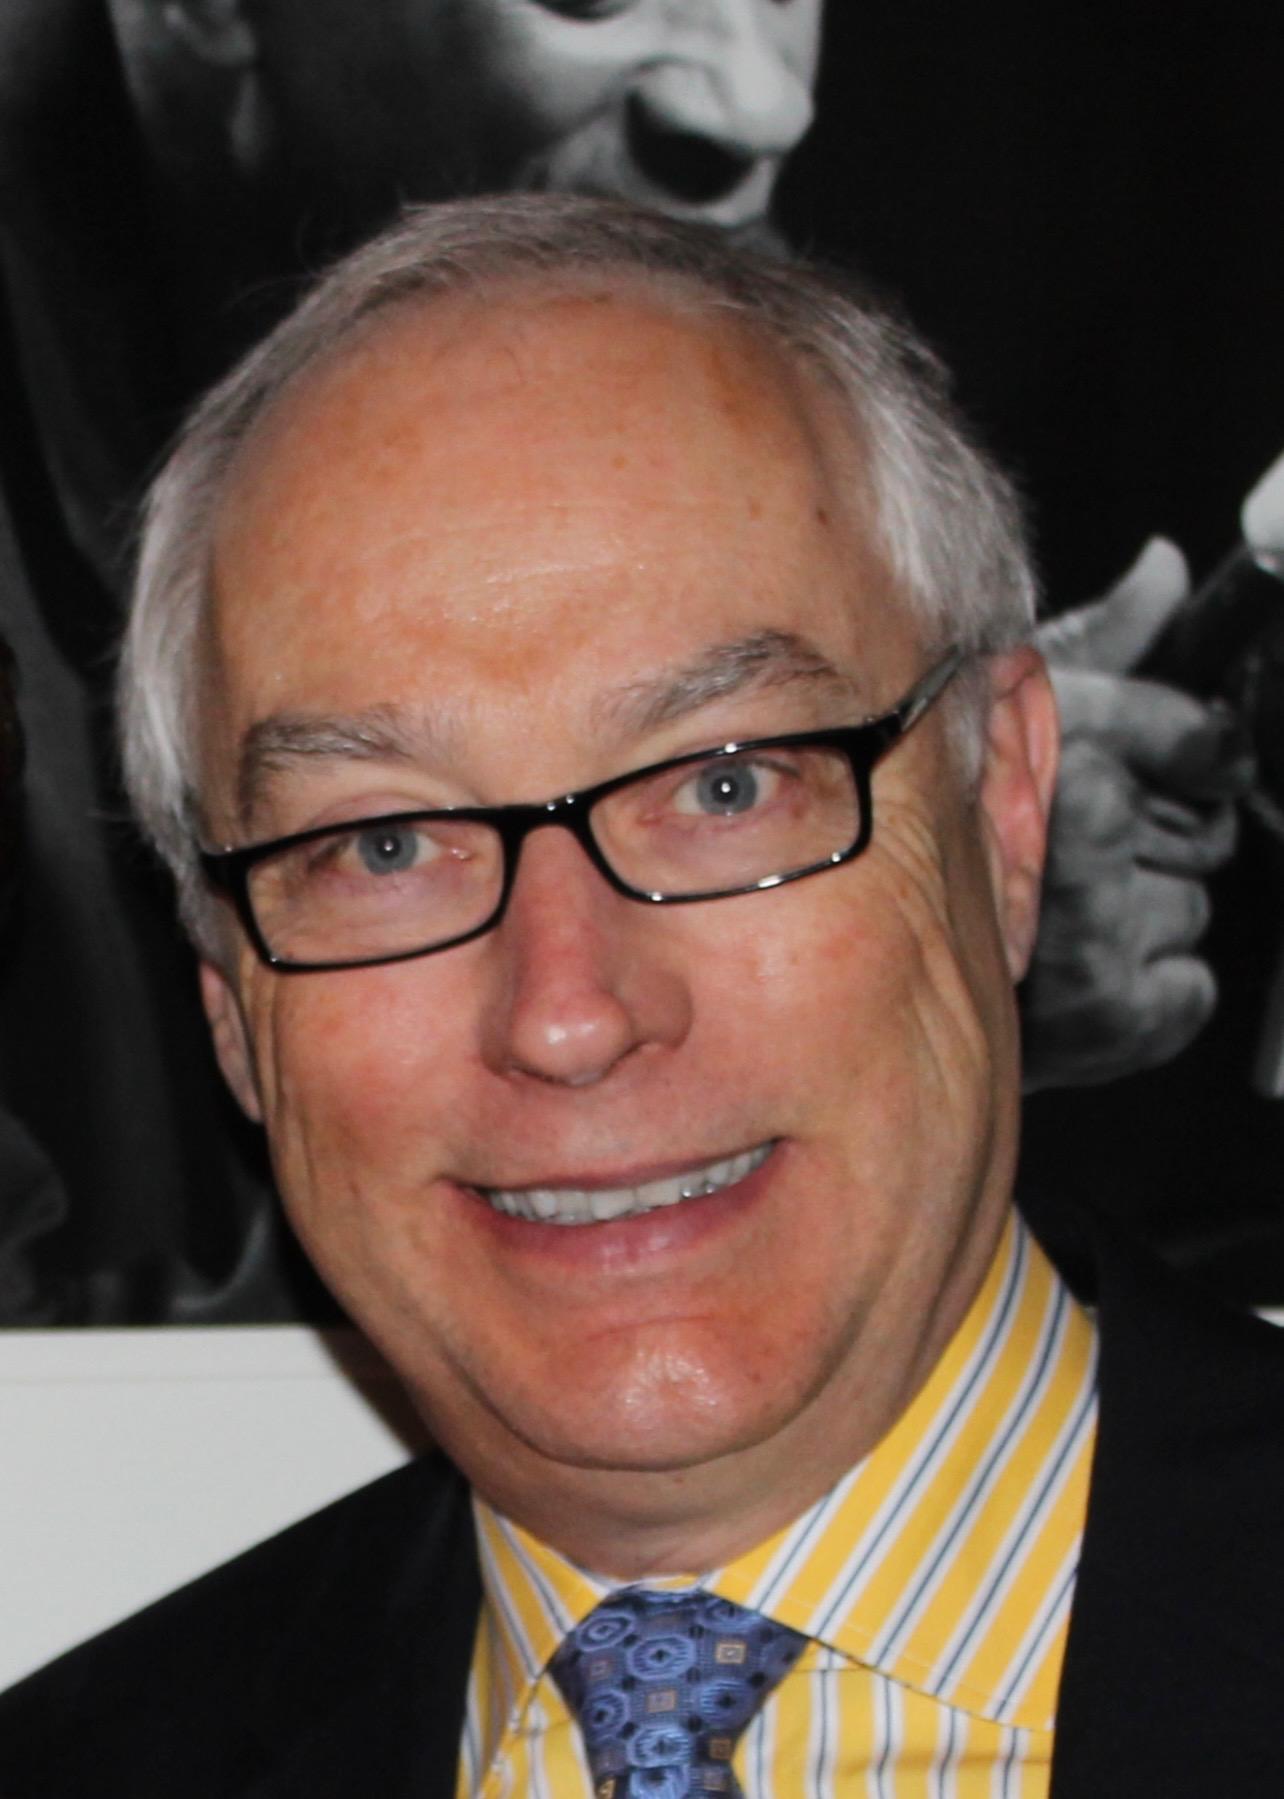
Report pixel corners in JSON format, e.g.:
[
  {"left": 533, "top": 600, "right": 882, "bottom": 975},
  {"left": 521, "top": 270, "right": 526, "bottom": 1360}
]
[{"left": 490, "top": 1339, "right": 808, "bottom": 1477}]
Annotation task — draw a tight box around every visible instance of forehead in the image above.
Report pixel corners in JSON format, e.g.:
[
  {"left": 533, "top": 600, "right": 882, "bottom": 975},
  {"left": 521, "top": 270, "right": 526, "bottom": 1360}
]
[{"left": 203, "top": 277, "right": 907, "bottom": 801}]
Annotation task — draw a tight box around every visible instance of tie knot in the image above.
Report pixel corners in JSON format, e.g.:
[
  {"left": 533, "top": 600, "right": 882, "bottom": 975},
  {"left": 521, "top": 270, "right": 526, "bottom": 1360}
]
[{"left": 550, "top": 1587, "right": 807, "bottom": 1797}]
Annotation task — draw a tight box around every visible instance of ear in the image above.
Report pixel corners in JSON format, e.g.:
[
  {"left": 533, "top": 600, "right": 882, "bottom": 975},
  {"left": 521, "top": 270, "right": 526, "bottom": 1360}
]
[
  {"left": 976, "top": 644, "right": 1060, "bottom": 982},
  {"left": 199, "top": 959, "right": 264, "bottom": 1122},
  {"left": 160, "top": 0, "right": 257, "bottom": 69}
]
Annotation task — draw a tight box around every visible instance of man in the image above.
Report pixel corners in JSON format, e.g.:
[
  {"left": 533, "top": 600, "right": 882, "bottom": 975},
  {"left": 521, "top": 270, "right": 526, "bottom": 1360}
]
[{"left": 3, "top": 197, "right": 1282, "bottom": 1795}]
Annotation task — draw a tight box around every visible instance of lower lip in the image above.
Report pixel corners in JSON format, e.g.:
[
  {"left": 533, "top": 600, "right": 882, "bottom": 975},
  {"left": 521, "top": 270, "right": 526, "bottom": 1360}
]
[{"left": 457, "top": 1146, "right": 780, "bottom": 1271}]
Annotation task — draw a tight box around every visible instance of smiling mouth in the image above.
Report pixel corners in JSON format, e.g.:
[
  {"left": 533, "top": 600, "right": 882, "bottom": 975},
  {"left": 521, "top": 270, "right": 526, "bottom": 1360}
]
[{"left": 480, "top": 1142, "right": 774, "bottom": 1228}]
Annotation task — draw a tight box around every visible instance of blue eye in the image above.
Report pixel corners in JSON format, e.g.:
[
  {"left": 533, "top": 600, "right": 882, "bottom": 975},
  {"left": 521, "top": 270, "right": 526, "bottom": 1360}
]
[
  {"left": 692, "top": 763, "right": 762, "bottom": 816},
  {"left": 355, "top": 825, "right": 420, "bottom": 874}
]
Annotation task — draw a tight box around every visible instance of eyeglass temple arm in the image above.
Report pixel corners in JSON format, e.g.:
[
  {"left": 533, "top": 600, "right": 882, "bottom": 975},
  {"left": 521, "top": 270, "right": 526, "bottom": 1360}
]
[{"left": 887, "top": 646, "right": 966, "bottom": 740}]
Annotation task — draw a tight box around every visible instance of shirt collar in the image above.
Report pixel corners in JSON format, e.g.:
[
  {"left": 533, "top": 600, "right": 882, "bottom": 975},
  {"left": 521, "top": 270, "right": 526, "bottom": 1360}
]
[
  {"left": 708, "top": 1211, "right": 1098, "bottom": 1727},
  {"left": 472, "top": 1211, "right": 1096, "bottom": 1754}
]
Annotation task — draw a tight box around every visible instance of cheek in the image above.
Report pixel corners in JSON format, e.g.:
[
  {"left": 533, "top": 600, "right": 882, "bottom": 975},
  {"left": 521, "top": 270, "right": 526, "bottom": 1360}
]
[
  {"left": 727, "top": 829, "right": 1004, "bottom": 1139},
  {"left": 248, "top": 967, "right": 474, "bottom": 1194},
  {"left": 698, "top": 884, "right": 910, "bottom": 1137}
]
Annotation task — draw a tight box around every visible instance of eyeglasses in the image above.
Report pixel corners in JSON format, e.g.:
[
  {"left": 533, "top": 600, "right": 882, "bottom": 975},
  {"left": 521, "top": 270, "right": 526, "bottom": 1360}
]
[{"left": 201, "top": 648, "right": 963, "bottom": 973}]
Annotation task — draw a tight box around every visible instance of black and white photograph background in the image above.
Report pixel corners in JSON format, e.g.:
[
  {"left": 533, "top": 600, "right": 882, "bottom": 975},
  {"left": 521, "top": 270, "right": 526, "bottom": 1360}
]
[{"left": 0, "top": 0, "right": 1281, "bottom": 1325}]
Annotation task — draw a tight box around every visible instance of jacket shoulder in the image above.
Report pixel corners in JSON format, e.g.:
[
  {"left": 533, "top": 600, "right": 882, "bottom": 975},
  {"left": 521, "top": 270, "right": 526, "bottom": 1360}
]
[{"left": 0, "top": 1452, "right": 477, "bottom": 1797}]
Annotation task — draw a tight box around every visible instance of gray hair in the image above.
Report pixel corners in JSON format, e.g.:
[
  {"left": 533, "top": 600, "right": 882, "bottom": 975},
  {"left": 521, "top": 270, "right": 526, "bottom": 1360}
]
[{"left": 118, "top": 192, "right": 1036, "bottom": 950}]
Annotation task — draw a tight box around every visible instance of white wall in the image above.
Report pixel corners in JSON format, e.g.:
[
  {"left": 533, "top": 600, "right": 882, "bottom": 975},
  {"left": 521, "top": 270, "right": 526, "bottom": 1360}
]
[{"left": 0, "top": 1326, "right": 423, "bottom": 1689}]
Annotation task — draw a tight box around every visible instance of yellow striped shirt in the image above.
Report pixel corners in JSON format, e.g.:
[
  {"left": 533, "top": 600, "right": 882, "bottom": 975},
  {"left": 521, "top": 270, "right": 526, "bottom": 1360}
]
[{"left": 457, "top": 1212, "right": 1098, "bottom": 1796}]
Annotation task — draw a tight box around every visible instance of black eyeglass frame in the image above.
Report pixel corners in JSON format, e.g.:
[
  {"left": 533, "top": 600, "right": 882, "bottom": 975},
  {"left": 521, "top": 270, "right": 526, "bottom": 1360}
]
[{"left": 200, "top": 647, "right": 963, "bottom": 973}]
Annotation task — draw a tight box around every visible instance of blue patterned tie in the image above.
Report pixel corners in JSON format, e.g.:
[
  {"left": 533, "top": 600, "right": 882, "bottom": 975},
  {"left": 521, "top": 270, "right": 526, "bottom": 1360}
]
[{"left": 549, "top": 1586, "right": 808, "bottom": 1797}]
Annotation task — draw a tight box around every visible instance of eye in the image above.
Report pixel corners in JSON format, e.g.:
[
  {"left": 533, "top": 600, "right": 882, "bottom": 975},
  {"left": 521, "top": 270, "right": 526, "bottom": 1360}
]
[
  {"left": 675, "top": 758, "right": 777, "bottom": 818},
  {"left": 353, "top": 822, "right": 431, "bottom": 875}
]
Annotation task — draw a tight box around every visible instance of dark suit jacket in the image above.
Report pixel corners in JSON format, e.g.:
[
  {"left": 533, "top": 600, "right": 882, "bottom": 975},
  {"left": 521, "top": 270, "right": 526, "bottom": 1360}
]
[{"left": 3, "top": 1208, "right": 1284, "bottom": 1796}]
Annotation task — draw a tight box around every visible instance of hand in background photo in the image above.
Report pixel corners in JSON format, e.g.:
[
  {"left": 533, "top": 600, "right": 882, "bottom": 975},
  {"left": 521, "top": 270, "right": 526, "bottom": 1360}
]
[{"left": 1024, "top": 539, "right": 1253, "bottom": 1089}]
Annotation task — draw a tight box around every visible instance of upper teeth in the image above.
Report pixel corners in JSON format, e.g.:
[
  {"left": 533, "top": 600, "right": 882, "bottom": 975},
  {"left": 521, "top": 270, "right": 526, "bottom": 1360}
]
[{"left": 482, "top": 1142, "right": 772, "bottom": 1227}]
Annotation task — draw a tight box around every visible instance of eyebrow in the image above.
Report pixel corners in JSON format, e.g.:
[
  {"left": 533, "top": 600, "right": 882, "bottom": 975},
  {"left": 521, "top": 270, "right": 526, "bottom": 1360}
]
[
  {"left": 234, "top": 630, "right": 858, "bottom": 831},
  {"left": 596, "top": 630, "right": 860, "bottom": 737},
  {"left": 236, "top": 705, "right": 444, "bottom": 831}
]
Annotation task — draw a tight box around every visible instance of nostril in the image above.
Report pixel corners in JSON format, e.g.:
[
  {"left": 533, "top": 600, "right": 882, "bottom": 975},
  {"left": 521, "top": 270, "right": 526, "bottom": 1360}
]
[{"left": 625, "top": 93, "right": 758, "bottom": 205}]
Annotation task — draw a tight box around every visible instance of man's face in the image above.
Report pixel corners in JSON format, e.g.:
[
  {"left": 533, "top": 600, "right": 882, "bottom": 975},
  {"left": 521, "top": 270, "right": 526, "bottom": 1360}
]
[
  {"left": 198, "top": 282, "right": 1047, "bottom": 1544},
  {"left": 255, "top": 0, "right": 822, "bottom": 233}
]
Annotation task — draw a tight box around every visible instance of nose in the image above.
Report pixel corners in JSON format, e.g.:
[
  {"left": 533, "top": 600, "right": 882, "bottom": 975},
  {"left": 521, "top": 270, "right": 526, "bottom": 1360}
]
[
  {"left": 478, "top": 825, "right": 693, "bottom": 1089},
  {"left": 637, "top": 0, "right": 816, "bottom": 160}
]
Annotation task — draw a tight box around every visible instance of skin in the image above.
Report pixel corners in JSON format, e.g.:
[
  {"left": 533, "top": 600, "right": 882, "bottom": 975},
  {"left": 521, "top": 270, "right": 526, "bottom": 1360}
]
[{"left": 195, "top": 277, "right": 1058, "bottom": 1577}]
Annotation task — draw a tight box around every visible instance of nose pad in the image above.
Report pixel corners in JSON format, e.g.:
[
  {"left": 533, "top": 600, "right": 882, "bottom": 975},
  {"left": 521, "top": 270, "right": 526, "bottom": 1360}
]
[
  {"left": 636, "top": 0, "right": 815, "bottom": 161},
  {"left": 479, "top": 826, "right": 692, "bottom": 1089}
]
